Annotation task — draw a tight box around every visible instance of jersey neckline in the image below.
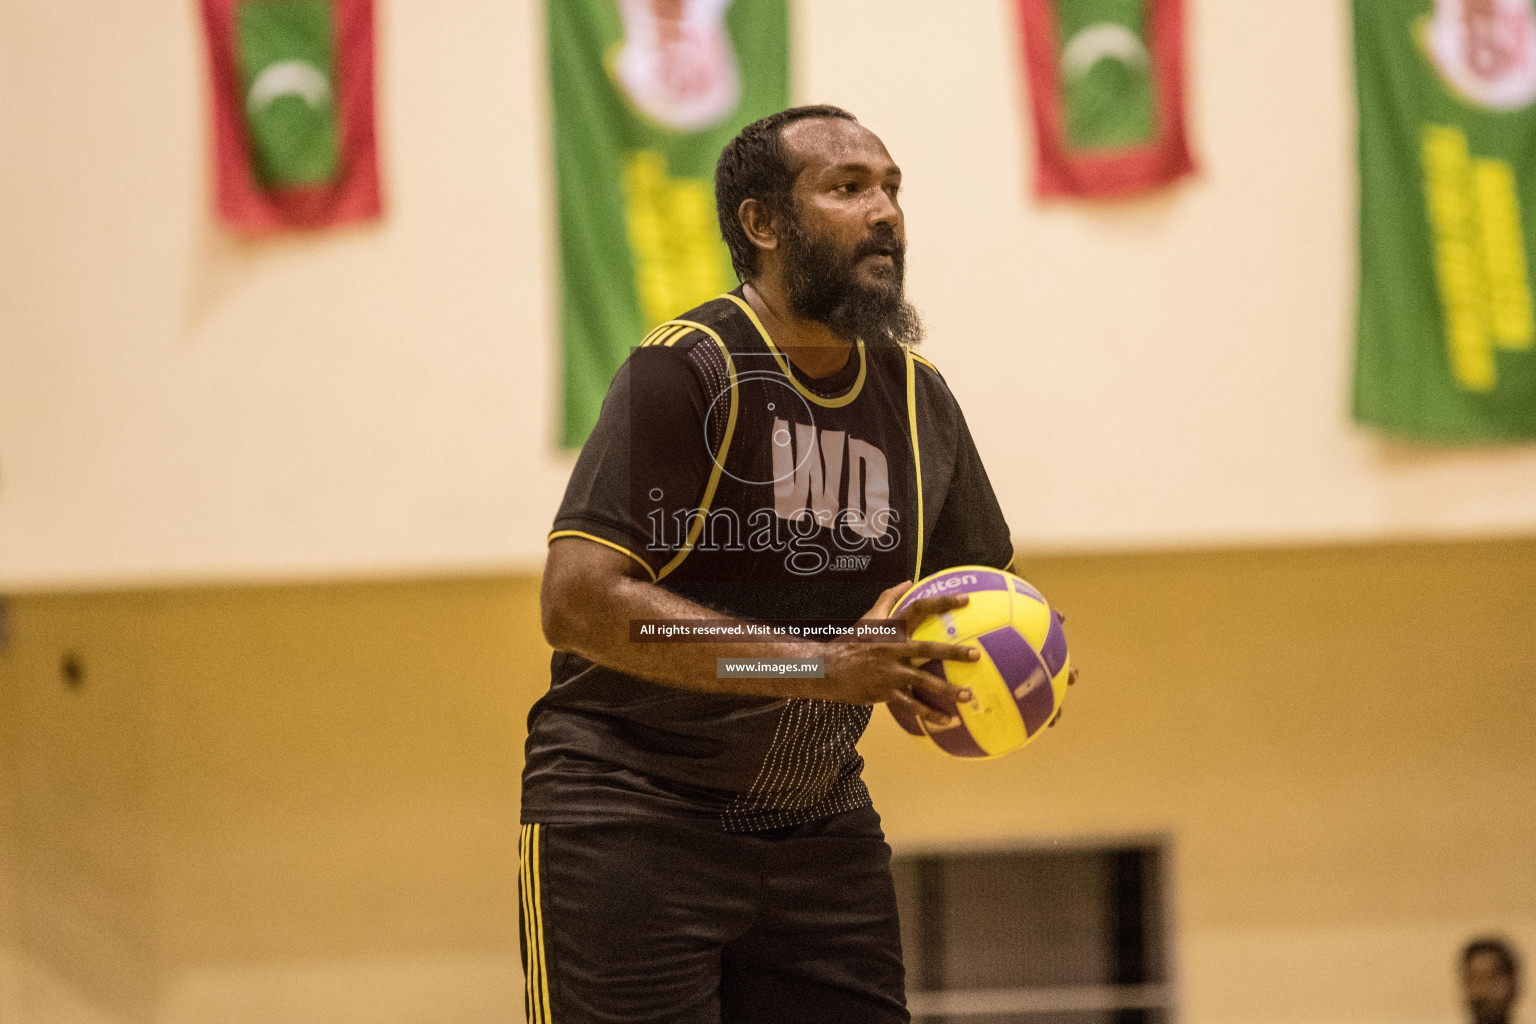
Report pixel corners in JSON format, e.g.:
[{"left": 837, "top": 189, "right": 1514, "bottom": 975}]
[{"left": 722, "top": 291, "right": 868, "bottom": 408}]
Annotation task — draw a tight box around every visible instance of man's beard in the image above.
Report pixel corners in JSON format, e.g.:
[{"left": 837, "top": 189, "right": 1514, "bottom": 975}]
[
  {"left": 779, "top": 215, "right": 924, "bottom": 348},
  {"left": 1470, "top": 1001, "right": 1511, "bottom": 1024}
]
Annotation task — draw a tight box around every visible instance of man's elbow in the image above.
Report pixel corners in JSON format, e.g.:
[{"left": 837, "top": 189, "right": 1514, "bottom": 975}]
[
  {"left": 541, "top": 538, "right": 639, "bottom": 652},
  {"left": 541, "top": 587, "right": 580, "bottom": 651},
  {"left": 540, "top": 562, "right": 580, "bottom": 650}
]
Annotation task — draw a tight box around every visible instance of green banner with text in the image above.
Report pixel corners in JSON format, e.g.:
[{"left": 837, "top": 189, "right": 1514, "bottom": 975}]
[
  {"left": 551, "top": 0, "right": 788, "bottom": 447},
  {"left": 1354, "top": 0, "right": 1536, "bottom": 441}
]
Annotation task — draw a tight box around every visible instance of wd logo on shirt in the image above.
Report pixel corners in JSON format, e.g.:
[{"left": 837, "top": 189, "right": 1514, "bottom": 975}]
[
  {"left": 770, "top": 419, "right": 893, "bottom": 538},
  {"left": 767, "top": 419, "right": 901, "bottom": 576},
  {"left": 643, "top": 418, "right": 902, "bottom": 578}
]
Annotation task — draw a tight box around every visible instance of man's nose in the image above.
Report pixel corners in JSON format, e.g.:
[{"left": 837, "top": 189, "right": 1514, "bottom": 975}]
[{"left": 869, "top": 189, "right": 899, "bottom": 228}]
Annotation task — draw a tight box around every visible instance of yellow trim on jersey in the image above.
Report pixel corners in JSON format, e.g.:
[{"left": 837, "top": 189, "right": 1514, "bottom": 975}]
[
  {"left": 639, "top": 323, "right": 688, "bottom": 348},
  {"left": 905, "top": 349, "right": 925, "bottom": 579},
  {"left": 721, "top": 292, "right": 867, "bottom": 408},
  {"left": 654, "top": 320, "right": 739, "bottom": 581},
  {"left": 519, "top": 824, "right": 553, "bottom": 1023},
  {"left": 910, "top": 352, "right": 939, "bottom": 373},
  {"left": 547, "top": 530, "right": 658, "bottom": 583},
  {"left": 639, "top": 322, "right": 674, "bottom": 347}
]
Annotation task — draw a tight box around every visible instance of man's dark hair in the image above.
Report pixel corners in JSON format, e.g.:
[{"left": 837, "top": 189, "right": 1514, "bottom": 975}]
[
  {"left": 715, "top": 105, "right": 858, "bottom": 281},
  {"left": 1464, "top": 937, "right": 1521, "bottom": 980}
]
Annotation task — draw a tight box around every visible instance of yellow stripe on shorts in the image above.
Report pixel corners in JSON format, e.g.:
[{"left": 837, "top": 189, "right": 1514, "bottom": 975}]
[{"left": 519, "top": 824, "right": 553, "bottom": 1022}]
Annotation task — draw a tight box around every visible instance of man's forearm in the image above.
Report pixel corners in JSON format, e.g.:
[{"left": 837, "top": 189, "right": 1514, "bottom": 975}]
[{"left": 548, "top": 572, "right": 832, "bottom": 700}]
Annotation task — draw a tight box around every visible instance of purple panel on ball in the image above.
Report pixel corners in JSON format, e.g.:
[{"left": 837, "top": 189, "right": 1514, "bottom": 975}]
[
  {"left": 927, "top": 716, "right": 990, "bottom": 758},
  {"left": 895, "top": 569, "right": 1010, "bottom": 613},
  {"left": 918, "top": 658, "right": 947, "bottom": 680},
  {"left": 1011, "top": 579, "right": 1045, "bottom": 602},
  {"left": 1040, "top": 615, "right": 1068, "bottom": 677},
  {"left": 976, "top": 626, "right": 1040, "bottom": 687},
  {"left": 978, "top": 627, "right": 1056, "bottom": 737},
  {"left": 910, "top": 675, "right": 990, "bottom": 758}
]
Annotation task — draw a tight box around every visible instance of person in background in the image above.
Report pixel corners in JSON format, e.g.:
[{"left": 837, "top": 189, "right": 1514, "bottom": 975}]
[{"left": 1463, "top": 936, "right": 1522, "bottom": 1024}]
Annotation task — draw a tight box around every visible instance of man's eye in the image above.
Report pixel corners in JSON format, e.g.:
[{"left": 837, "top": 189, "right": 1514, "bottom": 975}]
[{"left": 836, "top": 182, "right": 859, "bottom": 194}]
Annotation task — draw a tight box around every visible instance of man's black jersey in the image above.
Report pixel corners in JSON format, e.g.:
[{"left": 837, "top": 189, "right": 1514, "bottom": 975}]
[{"left": 522, "top": 289, "right": 1013, "bottom": 831}]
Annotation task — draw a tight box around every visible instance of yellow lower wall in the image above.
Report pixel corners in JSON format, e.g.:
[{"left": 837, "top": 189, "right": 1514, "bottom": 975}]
[{"left": 2, "top": 540, "right": 1533, "bottom": 1024}]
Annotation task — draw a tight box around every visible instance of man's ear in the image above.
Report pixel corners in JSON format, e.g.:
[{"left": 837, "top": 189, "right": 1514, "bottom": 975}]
[{"left": 738, "top": 198, "right": 780, "bottom": 255}]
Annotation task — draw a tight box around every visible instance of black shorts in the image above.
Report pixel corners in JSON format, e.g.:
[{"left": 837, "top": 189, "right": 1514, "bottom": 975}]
[{"left": 517, "top": 806, "right": 909, "bottom": 1024}]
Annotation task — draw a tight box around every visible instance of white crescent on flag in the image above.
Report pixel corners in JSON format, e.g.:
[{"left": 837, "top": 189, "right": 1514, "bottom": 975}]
[
  {"left": 1060, "top": 22, "right": 1149, "bottom": 80},
  {"left": 247, "top": 59, "right": 333, "bottom": 115}
]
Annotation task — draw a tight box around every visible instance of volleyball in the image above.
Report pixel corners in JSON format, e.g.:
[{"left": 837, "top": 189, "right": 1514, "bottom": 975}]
[{"left": 888, "top": 566, "right": 1070, "bottom": 759}]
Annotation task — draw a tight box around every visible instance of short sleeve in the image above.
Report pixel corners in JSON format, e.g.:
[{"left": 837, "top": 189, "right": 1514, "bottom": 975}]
[
  {"left": 916, "top": 367, "right": 1014, "bottom": 575},
  {"left": 551, "top": 345, "right": 721, "bottom": 579}
]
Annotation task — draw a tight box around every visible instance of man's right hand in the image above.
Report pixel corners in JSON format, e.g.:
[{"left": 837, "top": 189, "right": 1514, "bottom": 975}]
[{"left": 821, "top": 580, "right": 979, "bottom": 730}]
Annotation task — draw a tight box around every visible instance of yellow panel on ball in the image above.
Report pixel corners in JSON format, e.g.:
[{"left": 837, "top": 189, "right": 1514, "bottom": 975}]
[
  {"left": 1007, "top": 582, "right": 1054, "bottom": 650},
  {"left": 953, "top": 649, "right": 1030, "bottom": 756},
  {"left": 909, "top": 592, "right": 1015, "bottom": 644}
]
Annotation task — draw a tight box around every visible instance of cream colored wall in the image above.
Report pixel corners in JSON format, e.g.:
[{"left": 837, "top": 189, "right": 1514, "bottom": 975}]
[
  {"left": 4, "top": 0, "right": 1536, "bottom": 591},
  {"left": 0, "top": 0, "right": 570, "bottom": 589},
  {"left": 2, "top": 541, "right": 1534, "bottom": 1024}
]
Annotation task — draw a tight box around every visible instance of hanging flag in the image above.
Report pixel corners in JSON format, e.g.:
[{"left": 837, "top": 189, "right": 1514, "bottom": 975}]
[
  {"left": 1355, "top": 0, "right": 1536, "bottom": 441},
  {"left": 552, "top": 0, "right": 788, "bottom": 447},
  {"left": 200, "top": 0, "right": 381, "bottom": 232},
  {"left": 1016, "top": 0, "right": 1194, "bottom": 199}
]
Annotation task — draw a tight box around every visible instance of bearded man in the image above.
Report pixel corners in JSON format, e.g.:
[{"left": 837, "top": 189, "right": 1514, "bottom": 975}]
[
  {"left": 520, "top": 105, "right": 1049, "bottom": 1024},
  {"left": 1462, "top": 937, "right": 1522, "bottom": 1024}
]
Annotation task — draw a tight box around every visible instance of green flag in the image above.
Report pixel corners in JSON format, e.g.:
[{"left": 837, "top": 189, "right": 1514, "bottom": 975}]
[
  {"left": 236, "top": 0, "right": 340, "bottom": 186},
  {"left": 1056, "top": 0, "right": 1157, "bottom": 150},
  {"left": 550, "top": 0, "right": 788, "bottom": 447},
  {"left": 1354, "top": 0, "right": 1536, "bottom": 441}
]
